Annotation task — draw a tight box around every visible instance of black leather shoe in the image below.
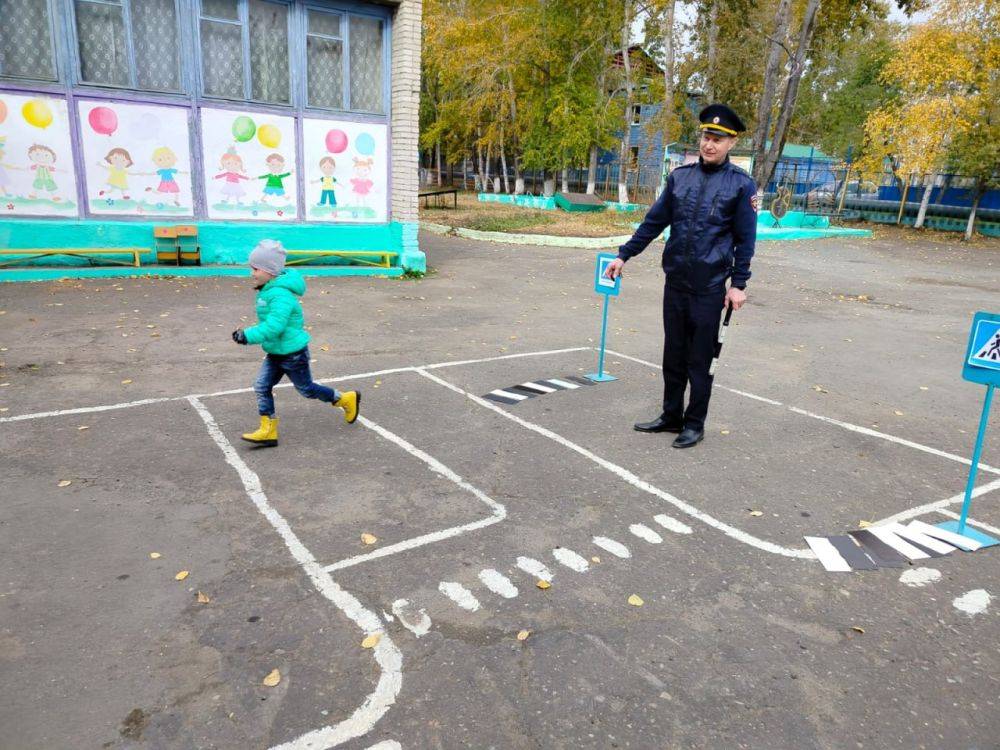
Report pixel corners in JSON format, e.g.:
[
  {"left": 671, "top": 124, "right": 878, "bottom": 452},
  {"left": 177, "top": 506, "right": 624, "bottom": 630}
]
[
  {"left": 634, "top": 415, "right": 684, "bottom": 433},
  {"left": 672, "top": 428, "right": 704, "bottom": 448}
]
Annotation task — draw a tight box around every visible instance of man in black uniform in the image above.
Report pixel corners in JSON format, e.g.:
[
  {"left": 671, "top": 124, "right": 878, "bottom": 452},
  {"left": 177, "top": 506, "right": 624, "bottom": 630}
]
[{"left": 604, "top": 104, "right": 757, "bottom": 448}]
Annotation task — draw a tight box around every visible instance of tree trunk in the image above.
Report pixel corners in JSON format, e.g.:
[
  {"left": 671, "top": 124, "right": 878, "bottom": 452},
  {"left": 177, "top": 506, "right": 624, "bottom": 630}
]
[
  {"left": 500, "top": 144, "right": 510, "bottom": 194},
  {"left": 914, "top": 173, "right": 936, "bottom": 229},
  {"left": 660, "top": 0, "right": 677, "bottom": 192},
  {"left": 586, "top": 144, "right": 599, "bottom": 194},
  {"left": 616, "top": 0, "right": 635, "bottom": 205},
  {"left": 965, "top": 185, "right": 983, "bottom": 240},
  {"left": 435, "top": 142, "right": 442, "bottom": 186},
  {"left": 704, "top": 0, "right": 719, "bottom": 103},
  {"left": 754, "top": 0, "right": 821, "bottom": 192},
  {"left": 561, "top": 167, "right": 569, "bottom": 194},
  {"left": 751, "top": 0, "right": 793, "bottom": 189}
]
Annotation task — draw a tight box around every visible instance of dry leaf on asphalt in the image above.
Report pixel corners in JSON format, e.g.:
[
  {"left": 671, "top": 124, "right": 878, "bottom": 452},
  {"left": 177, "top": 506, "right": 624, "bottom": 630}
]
[
  {"left": 57, "top": 480, "right": 72, "bottom": 487},
  {"left": 361, "top": 633, "right": 381, "bottom": 649},
  {"left": 628, "top": 594, "right": 644, "bottom": 606},
  {"left": 175, "top": 570, "right": 189, "bottom": 581},
  {"left": 262, "top": 668, "right": 281, "bottom": 687},
  {"left": 516, "top": 630, "right": 531, "bottom": 641},
  {"left": 894, "top": 410, "right": 904, "bottom": 416},
  {"left": 536, "top": 580, "right": 551, "bottom": 590},
  {"left": 149, "top": 552, "right": 161, "bottom": 559},
  {"left": 196, "top": 591, "right": 211, "bottom": 604},
  {"left": 121, "top": 379, "right": 133, "bottom": 385},
  {"left": 78, "top": 425, "right": 90, "bottom": 431},
  {"left": 320, "top": 345, "right": 330, "bottom": 352},
  {"left": 858, "top": 520, "right": 873, "bottom": 528},
  {"left": 720, "top": 430, "right": 730, "bottom": 435},
  {"left": 749, "top": 510, "right": 764, "bottom": 517},
  {"left": 591, "top": 556, "right": 601, "bottom": 563},
  {"left": 360, "top": 533, "right": 378, "bottom": 545},
  {"left": 851, "top": 626, "right": 865, "bottom": 634}
]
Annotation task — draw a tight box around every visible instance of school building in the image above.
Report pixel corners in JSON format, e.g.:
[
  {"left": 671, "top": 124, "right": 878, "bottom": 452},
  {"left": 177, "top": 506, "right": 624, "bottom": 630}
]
[{"left": 0, "top": 0, "right": 424, "bottom": 277}]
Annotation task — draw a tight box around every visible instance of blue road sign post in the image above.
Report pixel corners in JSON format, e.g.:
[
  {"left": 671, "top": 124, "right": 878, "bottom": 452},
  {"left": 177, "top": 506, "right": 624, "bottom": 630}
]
[
  {"left": 937, "top": 311, "right": 1000, "bottom": 547},
  {"left": 587, "top": 253, "right": 621, "bottom": 383}
]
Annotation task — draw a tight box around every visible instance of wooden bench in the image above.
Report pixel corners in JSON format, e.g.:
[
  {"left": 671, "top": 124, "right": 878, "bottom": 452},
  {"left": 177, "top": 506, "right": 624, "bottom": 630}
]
[
  {"left": 419, "top": 187, "right": 458, "bottom": 209},
  {"left": 0, "top": 248, "right": 143, "bottom": 268},
  {"left": 285, "top": 250, "right": 398, "bottom": 269}
]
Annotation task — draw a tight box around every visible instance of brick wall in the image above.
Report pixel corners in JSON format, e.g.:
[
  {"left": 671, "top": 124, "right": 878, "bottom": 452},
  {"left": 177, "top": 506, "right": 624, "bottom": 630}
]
[{"left": 390, "top": 0, "right": 422, "bottom": 224}]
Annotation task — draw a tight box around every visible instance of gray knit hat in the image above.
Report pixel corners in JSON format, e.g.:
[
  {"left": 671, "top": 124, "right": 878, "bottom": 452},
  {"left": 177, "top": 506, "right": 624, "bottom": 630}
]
[{"left": 249, "top": 239, "right": 286, "bottom": 276}]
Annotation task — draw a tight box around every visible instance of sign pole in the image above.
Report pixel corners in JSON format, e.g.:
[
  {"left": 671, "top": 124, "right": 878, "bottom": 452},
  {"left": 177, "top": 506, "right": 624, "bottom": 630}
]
[
  {"left": 594, "top": 293, "right": 612, "bottom": 380},
  {"left": 587, "top": 252, "right": 620, "bottom": 383},
  {"left": 957, "top": 384, "right": 995, "bottom": 533}
]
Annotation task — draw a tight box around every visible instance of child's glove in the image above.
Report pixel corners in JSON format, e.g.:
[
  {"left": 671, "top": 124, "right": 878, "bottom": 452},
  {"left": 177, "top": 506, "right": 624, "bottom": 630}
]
[{"left": 232, "top": 328, "right": 247, "bottom": 345}]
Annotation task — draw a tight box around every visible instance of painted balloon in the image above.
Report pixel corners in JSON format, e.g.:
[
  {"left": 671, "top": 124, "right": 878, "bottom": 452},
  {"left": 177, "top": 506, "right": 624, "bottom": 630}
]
[
  {"left": 257, "top": 123, "right": 281, "bottom": 149},
  {"left": 22, "top": 98, "right": 53, "bottom": 129},
  {"left": 325, "top": 129, "right": 348, "bottom": 154},
  {"left": 232, "top": 115, "right": 256, "bottom": 142},
  {"left": 0, "top": 99, "right": 7, "bottom": 126},
  {"left": 355, "top": 132, "right": 376, "bottom": 156},
  {"left": 88, "top": 106, "right": 118, "bottom": 136}
]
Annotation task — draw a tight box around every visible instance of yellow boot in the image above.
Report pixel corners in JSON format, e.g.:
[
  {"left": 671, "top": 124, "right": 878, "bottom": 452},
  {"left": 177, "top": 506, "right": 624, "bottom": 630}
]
[
  {"left": 335, "top": 391, "right": 361, "bottom": 424},
  {"left": 242, "top": 415, "right": 278, "bottom": 446}
]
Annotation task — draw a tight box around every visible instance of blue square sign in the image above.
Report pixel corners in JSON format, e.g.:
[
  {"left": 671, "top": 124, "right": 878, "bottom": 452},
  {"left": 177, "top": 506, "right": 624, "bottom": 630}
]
[
  {"left": 594, "top": 253, "right": 621, "bottom": 297},
  {"left": 963, "top": 311, "right": 1000, "bottom": 386}
]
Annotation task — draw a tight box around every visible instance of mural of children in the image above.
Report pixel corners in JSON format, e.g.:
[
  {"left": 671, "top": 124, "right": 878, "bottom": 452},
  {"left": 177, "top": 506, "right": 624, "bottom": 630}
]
[
  {"left": 349, "top": 156, "right": 375, "bottom": 212},
  {"left": 257, "top": 153, "right": 292, "bottom": 204},
  {"left": 96, "top": 147, "right": 134, "bottom": 200},
  {"left": 145, "top": 146, "right": 187, "bottom": 206},
  {"left": 312, "top": 156, "right": 338, "bottom": 209},
  {"left": 213, "top": 146, "right": 250, "bottom": 205},
  {"left": 27, "top": 144, "right": 65, "bottom": 202}
]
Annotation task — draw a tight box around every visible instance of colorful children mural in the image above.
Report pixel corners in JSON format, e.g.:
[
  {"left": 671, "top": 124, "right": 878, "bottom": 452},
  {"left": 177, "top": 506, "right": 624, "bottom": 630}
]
[
  {"left": 76, "top": 100, "right": 193, "bottom": 217},
  {"left": 201, "top": 108, "right": 298, "bottom": 221},
  {"left": 302, "top": 119, "right": 387, "bottom": 222},
  {"left": 0, "top": 93, "right": 78, "bottom": 217}
]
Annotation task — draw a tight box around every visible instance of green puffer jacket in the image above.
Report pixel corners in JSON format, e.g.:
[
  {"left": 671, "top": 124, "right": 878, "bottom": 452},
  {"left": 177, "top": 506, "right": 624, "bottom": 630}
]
[{"left": 243, "top": 269, "right": 311, "bottom": 354}]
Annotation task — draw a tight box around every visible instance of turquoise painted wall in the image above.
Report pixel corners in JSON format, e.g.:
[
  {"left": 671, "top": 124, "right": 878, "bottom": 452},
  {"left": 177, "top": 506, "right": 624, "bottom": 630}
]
[{"left": 0, "top": 218, "right": 415, "bottom": 266}]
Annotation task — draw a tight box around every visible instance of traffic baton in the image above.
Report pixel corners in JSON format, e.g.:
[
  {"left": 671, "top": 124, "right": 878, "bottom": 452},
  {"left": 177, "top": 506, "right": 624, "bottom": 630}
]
[{"left": 709, "top": 304, "right": 735, "bottom": 377}]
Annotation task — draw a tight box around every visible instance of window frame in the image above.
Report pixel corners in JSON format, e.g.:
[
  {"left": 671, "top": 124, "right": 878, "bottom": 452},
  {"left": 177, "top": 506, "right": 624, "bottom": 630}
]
[
  {"left": 68, "top": 0, "right": 185, "bottom": 93},
  {"left": 0, "top": 0, "right": 62, "bottom": 83}
]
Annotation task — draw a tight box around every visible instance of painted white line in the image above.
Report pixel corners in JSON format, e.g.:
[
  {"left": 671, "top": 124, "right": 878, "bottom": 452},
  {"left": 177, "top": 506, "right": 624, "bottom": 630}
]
[
  {"left": 488, "top": 389, "right": 528, "bottom": 402},
  {"left": 593, "top": 536, "right": 631, "bottom": 558},
  {"left": 365, "top": 741, "right": 402, "bottom": 750},
  {"left": 953, "top": 589, "right": 991, "bottom": 616},
  {"left": 936, "top": 509, "right": 1000, "bottom": 537},
  {"left": 602, "top": 347, "right": 1000, "bottom": 475},
  {"left": 187, "top": 397, "right": 400, "bottom": 750},
  {"left": 520, "top": 381, "right": 557, "bottom": 394},
  {"left": 546, "top": 378, "right": 581, "bottom": 390},
  {"left": 391, "top": 599, "right": 431, "bottom": 638},
  {"left": 438, "top": 581, "right": 481, "bottom": 612},
  {"left": 876, "top": 476, "right": 1000, "bottom": 525},
  {"left": 417, "top": 368, "right": 814, "bottom": 559},
  {"left": 516, "top": 556, "right": 554, "bottom": 582},
  {"left": 552, "top": 547, "right": 590, "bottom": 572},
  {"left": 0, "top": 396, "right": 174, "bottom": 423},
  {"left": 653, "top": 514, "right": 693, "bottom": 535},
  {"left": 629, "top": 524, "right": 663, "bottom": 544},
  {"left": 322, "top": 415, "right": 506, "bottom": 573},
  {"left": 478, "top": 569, "right": 519, "bottom": 599},
  {"left": 421, "top": 346, "right": 590, "bottom": 371}
]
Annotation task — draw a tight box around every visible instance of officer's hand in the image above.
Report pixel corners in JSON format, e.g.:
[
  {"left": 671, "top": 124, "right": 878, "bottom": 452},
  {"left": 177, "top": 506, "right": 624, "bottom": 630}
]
[
  {"left": 725, "top": 287, "right": 747, "bottom": 311},
  {"left": 605, "top": 258, "right": 625, "bottom": 280},
  {"left": 232, "top": 328, "right": 247, "bottom": 345}
]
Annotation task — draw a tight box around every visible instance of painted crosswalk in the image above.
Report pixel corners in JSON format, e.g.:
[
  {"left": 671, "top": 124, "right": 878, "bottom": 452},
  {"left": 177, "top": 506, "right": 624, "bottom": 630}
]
[{"left": 481, "top": 375, "right": 597, "bottom": 405}]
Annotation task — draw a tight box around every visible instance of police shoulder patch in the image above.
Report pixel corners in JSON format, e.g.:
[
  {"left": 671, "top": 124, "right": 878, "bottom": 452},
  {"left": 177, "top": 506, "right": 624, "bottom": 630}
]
[{"left": 750, "top": 194, "right": 761, "bottom": 213}]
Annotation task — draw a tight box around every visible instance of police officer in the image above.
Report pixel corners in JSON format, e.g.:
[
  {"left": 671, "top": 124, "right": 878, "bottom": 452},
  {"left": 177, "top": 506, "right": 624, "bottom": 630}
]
[{"left": 604, "top": 104, "right": 757, "bottom": 448}]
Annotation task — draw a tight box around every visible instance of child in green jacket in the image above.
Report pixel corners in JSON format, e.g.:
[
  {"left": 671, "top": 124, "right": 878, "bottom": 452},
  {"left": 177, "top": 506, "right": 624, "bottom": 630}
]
[{"left": 232, "top": 240, "right": 359, "bottom": 446}]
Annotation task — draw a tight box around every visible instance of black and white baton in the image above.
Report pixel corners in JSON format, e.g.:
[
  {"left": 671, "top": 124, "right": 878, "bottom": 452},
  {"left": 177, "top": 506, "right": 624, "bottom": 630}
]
[{"left": 709, "top": 304, "right": 735, "bottom": 377}]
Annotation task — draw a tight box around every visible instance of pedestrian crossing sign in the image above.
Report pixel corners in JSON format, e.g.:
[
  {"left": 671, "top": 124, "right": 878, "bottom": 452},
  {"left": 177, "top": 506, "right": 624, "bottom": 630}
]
[{"left": 963, "top": 312, "right": 1000, "bottom": 385}]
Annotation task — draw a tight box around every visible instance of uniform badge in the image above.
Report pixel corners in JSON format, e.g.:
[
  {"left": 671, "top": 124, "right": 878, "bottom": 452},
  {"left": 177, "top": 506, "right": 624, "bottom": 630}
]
[
  {"left": 750, "top": 194, "right": 760, "bottom": 212},
  {"left": 712, "top": 116, "right": 720, "bottom": 124}
]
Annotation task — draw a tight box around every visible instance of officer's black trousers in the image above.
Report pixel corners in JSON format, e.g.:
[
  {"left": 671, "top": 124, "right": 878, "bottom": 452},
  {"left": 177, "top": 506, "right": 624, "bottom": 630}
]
[{"left": 661, "top": 283, "right": 726, "bottom": 431}]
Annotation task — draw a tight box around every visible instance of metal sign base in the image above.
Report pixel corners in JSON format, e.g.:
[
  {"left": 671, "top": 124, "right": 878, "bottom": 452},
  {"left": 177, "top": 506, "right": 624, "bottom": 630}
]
[
  {"left": 936, "top": 521, "right": 1000, "bottom": 548},
  {"left": 585, "top": 372, "right": 617, "bottom": 383}
]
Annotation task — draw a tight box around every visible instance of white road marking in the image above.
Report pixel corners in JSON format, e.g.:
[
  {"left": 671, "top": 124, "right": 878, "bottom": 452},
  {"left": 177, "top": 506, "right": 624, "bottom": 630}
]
[
  {"left": 593, "top": 536, "right": 631, "bottom": 558},
  {"left": 899, "top": 567, "right": 942, "bottom": 588},
  {"left": 877, "top": 477, "right": 1000, "bottom": 525},
  {"left": 516, "top": 556, "right": 554, "bottom": 582},
  {"left": 0, "top": 396, "right": 173, "bottom": 422},
  {"left": 188, "top": 397, "right": 400, "bottom": 750},
  {"left": 629, "top": 524, "right": 663, "bottom": 544},
  {"left": 391, "top": 599, "right": 431, "bottom": 638},
  {"left": 438, "top": 581, "right": 481, "bottom": 612},
  {"left": 953, "top": 589, "right": 991, "bottom": 616},
  {"left": 935, "top": 509, "right": 1000, "bottom": 537},
  {"left": 653, "top": 514, "right": 693, "bottom": 534},
  {"left": 365, "top": 742, "right": 402, "bottom": 750},
  {"left": 323, "top": 416, "right": 506, "bottom": 573},
  {"left": 417, "top": 368, "right": 814, "bottom": 559},
  {"left": 478, "top": 569, "right": 519, "bottom": 598},
  {"left": 552, "top": 547, "right": 590, "bottom": 572}
]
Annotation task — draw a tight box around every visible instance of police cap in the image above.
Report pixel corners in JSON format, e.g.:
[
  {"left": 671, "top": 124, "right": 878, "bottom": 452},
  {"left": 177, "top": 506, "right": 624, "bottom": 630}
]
[{"left": 699, "top": 104, "right": 747, "bottom": 137}]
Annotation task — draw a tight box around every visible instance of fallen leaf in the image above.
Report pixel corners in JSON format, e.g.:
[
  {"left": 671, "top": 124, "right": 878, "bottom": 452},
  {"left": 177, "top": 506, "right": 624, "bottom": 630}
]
[
  {"left": 262, "top": 668, "right": 281, "bottom": 687},
  {"left": 851, "top": 626, "right": 865, "bottom": 634},
  {"left": 57, "top": 479, "right": 72, "bottom": 487},
  {"left": 720, "top": 429, "right": 730, "bottom": 435},
  {"left": 536, "top": 580, "right": 551, "bottom": 590},
  {"left": 516, "top": 629, "right": 531, "bottom": 641},
  {"left": 361, "top": 533, "right": 378, "bottom": 545},
  {"left": 78, "top": 425, "right": 90, "bottom": 431},
  {"left": 591, "top": 556, "right": 601, "bottom": 563},
  {"left": 361, "top": 633, "right": 381, "bottom": 649},
  {"left": 812, "top": 385, "right": 828, "bottom": 393},
  {"left": 196, "top": 591, "right": 210, "bottom": 604},
  {"left": 121, "top": 379, "right": 133, "bottom": 385},
  {"left": 894, "top": 410, "right": 904, "bottom": 416},
  {"left": 175, "top": 570, "right": 189, "bottom": 581},
  {"left": 320, "top": 345, "right": 330, "bottom": 352},
  {"left": 749, "top": 510, "right": 764, "bottom": 517},
  {"left": 149, "top": 552, "right": 161, "bottom": 559},
  {"left": 628, "top": 594, "right": 644, "bottom": 606},
  {"left": 0, "top": 408, "right": 8, "bottom": 413},
  {"left": 858, "top": 520, "right": 873, "bottom": 528}
]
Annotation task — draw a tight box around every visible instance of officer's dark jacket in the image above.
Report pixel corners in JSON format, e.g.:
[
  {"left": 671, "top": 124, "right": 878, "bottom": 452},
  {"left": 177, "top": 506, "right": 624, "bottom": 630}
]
[{"left": 617, "top": 157, "right": 757, "bottom": 292}]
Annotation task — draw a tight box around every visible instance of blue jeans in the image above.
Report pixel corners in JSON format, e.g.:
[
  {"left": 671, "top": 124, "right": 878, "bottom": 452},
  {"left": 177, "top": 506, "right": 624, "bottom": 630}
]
[{"left": 254, "top": 347, "right": 341, "bottom": 416}]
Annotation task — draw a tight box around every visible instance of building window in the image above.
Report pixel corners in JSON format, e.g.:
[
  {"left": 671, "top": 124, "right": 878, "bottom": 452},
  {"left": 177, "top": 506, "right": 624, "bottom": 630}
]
[
  {"left": 306, "top": 8, "right": 343, "bottom": 109},
  {"left": 304, "top": 8, "right": 385, "bottom": 114},
  {"left": 199, "top": 0, "right": 291, "bottom": 104},
  {"left": 629, "top": 146, "right": 640, "bottom": 169},
  {"left": 631, "top": 105, "right": 641, "bottom": 125},
  {"left": 0, "top": 0, "right": 57, "bottom": 81},
  {"left": 349, "top": 14, "right": 383, "bottom": 113},
  {"left": 74, "top": 0, "right": 181, "bottom": 91}
]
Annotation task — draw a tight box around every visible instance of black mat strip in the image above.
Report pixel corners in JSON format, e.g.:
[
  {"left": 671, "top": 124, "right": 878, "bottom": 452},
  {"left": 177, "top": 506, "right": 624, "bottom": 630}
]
[
  {"left": 849, "top": 530, "right": 909, "bottom": 568},
  {"left": 828, "top": 535, "right": 878, "bottom": 571}
]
